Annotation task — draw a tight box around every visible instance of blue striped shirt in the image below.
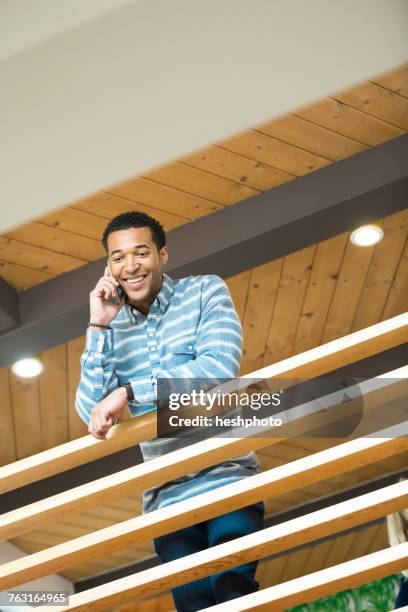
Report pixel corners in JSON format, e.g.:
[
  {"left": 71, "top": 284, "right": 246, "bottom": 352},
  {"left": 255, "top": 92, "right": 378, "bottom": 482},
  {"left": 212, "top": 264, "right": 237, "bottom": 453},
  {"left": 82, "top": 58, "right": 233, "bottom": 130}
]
[{"left": 75, "top": 274, "right": 260, "bottom": 512}]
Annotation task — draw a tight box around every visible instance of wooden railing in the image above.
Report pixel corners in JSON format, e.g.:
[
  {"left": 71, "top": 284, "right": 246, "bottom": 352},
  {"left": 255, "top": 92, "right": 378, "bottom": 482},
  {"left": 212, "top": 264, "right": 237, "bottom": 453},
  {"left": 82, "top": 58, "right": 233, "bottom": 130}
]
[{"left": 0, "top": 312, "right": 407, "bottom": 611}]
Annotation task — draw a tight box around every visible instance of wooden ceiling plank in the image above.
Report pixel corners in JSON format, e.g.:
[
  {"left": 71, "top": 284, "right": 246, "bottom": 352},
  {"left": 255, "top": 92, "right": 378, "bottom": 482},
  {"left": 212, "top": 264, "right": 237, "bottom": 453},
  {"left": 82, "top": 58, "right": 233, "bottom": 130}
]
[
  {"left": 302, "top": 539, "right": 333, "bottom": 577},
  {"left": 67, "top": 337, "right": 88, "bottom": 441},
  {"left": 0, "top": 236, "right": 86, "bottom": 276},
  {"left": 109, "top": 177, "right": 223, "bottom": 219},
  {"left": 320, "top": 239, "right": 376, "bottom": 344},
  {"left": 292, "top": 233, "right": 349, "bottom": 355},
  {"left": 88, "top": 505, "right": 141, "bottom": 523},
  {"left": 344, "top": 523, "right": 379, "bottom": 561},
  {"left": 257, "top": 114, "right": 368, "bottom": 161},
  {"left": 181, "top": 145, "right": 294, "bottom": 191},
  {"left": 38, "top": 207, "right": 109, "bottom": 241},
  {"left": 63, "top": 564, "right": 118, "bottom": 582},
  {"left": 257, "top": 556, "right": 286, "bottom": 588},
  {"left": 372, "top": 522, "right": 388, "bottom": 551},
  {"left": 144, "top": 161, "right": 258, "bottom": 205},
  {"left": 263, "top": 245, "right": 316, "bottom": 366},
  {"left": 241, "top": 259, "right": 282, "bottom": 375},
  {"left": 381, "top": 236, "right": 408, "bottom": 321},
  {"left": 295, "top": 98, "right": 404, "bottom": 146},
  {"left": 219, "top": 131, "right": 331, "bottom": 177},
  {"left": 4, "top": 222, "right": 104, "bottom": 262},
  {"left": 322, "top": 531, "right": 357, "bottom": 570},
  {"left": 334, "top": 82, "right": 408, "bottom": 131},
  {"left": 39, "top": 345, "right": 69, "bottom": 451},
  {"left": 279, "top": 545, "right": 313, "bottom": 584},
  {"left": 73, "top": 192, "right": 189, "bottom": 228},
  {"left": 9, "top": 370, "right": 42, "bottom": 461},
  {"left": 225, "top": 270, "right": 251, "bottom": 322},
  {"left": 0, "top": 261, "right": 54, "bottom": 291},
  {"left": 352, "top": 209, "right": 408, "bottom": 332},
  {"left": 370, "top": 64, "right": 408, "bottom": 99},
  {"left": 0, "top": 367, "right": 16, "bottom": 466}
]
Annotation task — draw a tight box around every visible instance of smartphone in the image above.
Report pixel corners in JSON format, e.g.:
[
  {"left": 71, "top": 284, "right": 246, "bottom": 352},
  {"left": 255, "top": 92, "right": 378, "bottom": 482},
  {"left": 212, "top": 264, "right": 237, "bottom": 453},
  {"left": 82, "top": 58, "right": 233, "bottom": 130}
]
[{"left": 106, "top": 259, "right": 124, "bottom": 305}]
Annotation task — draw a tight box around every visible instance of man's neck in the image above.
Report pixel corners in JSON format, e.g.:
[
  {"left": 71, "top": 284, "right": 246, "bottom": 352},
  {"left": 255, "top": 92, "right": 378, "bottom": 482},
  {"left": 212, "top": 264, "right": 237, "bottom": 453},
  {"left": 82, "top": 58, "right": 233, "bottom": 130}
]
[{"left": 128, "top": 276, "right": 163, "bottom": 315}]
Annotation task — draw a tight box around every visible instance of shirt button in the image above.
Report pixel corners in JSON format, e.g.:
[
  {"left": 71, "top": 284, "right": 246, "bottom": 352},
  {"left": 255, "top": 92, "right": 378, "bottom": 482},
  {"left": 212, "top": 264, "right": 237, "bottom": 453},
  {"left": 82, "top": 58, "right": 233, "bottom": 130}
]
[
  {"left": 188, "top": 345, "right": 193, "bottom": 350},
  {"left": 150, "top": 347, "right": 156, "bottom": 351},
  {"left": 149, "top": 333, "right": 154, "bottom": 337}
]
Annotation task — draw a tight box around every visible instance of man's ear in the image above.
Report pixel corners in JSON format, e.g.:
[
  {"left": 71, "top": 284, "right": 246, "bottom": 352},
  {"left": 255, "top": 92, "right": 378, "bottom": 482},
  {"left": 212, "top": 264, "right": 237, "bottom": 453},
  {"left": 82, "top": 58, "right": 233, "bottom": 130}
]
[{"left": 160, "top": 246, "right": 169, "bottom": 266}]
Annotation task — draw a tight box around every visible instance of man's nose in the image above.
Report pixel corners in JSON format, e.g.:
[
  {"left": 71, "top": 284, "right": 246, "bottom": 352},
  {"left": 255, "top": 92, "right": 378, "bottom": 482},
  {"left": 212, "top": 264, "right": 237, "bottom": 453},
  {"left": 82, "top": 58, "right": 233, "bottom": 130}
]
[{"left": 124, "top": 255, "right": 140, "bottom": 273}]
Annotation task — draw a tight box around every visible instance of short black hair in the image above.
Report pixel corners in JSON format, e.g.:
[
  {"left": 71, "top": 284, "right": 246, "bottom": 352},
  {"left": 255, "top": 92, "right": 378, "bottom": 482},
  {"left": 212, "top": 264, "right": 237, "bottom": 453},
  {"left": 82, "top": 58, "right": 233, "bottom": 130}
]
[{"left": 102, "top": 211, "right": 166, "bottom": 252}]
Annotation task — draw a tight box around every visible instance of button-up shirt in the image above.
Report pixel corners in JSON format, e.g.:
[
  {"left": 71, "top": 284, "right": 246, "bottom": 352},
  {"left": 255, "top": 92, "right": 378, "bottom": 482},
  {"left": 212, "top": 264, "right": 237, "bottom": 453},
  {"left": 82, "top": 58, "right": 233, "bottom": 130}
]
[{"left": 75, "top": 274, "right": 260, "bottom": 512}]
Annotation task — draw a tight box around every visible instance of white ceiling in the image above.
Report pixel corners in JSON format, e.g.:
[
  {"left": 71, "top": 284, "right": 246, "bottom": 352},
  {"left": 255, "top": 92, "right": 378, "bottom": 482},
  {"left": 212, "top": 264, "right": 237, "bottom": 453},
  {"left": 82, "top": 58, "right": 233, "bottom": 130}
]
[
  {"left": 0, "top": 0, "right": 138, "bottom": 62},
  {"left": 1, "top": 0, "right": 407, "bottom": 233}
]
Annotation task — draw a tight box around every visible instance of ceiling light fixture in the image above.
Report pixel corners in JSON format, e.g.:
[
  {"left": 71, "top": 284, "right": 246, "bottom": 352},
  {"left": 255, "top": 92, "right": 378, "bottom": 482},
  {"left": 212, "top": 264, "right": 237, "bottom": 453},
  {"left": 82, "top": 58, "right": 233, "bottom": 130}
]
[
  {"left": 350, "top": 225, "right": 384, "bottom": 247},
  {"left": 11, "top": 356, "right": 44, "bottom": 378}
]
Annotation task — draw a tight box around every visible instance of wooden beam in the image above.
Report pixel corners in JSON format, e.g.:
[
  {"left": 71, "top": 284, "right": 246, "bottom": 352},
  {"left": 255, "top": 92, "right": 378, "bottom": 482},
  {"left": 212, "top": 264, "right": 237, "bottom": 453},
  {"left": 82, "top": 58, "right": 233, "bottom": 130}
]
[
  {"left": 1, "top": 312, "right": 406, "bottom": 494},
  {"left": 0, "top": 370, "right": 404, "bottom": 541},
  {"left": 33, "top": 481, "right": 408, "bottom": 611},
  {"left": 1, "top": 425, "right": 407, "bottom": 589},
  {"left": 205, "top": 544, "right": 408, "bottom": 611}
]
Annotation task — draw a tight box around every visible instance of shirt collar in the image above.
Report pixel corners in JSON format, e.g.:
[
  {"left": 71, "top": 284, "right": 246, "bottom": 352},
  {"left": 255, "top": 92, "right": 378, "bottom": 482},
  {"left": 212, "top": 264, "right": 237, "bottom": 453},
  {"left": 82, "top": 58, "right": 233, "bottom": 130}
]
[{"left": 125, "top": 273, "right": 174, "bottom": 322}]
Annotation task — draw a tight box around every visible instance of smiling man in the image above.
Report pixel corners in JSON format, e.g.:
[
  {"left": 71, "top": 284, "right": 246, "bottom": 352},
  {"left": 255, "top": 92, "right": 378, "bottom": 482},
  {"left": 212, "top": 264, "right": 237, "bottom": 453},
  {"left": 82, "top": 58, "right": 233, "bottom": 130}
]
[{"left": 75, "top": 211, "right": 264, "bottom": 611}]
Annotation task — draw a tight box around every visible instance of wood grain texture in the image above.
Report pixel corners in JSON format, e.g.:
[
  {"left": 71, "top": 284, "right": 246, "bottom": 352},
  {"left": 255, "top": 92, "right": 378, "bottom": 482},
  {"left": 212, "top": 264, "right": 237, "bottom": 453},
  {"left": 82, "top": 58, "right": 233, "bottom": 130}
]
[
  {"left": 382, "top": 236, "right": 408, "bottom": 321},
  {"left": 67, "top": 336, "right": 88, "bottom": 441},
  {"left": 257, "top": 114, "right": 368, "bottom": 161},
  {"left": 352, "top": 210, "right": 408, "bottom": 331},
  {"left": 371, "top": 64, "right": 408, "bottom": 99},
  {"left": 334, "top": 82, "right": 408, "bottom": 131},
  {"left": 295, "top": 97, "right": 404, "bottom": 146},
  {"left": 9, "top": 371, "right": 42, "bottom": 460},
  {"left": 263, "top": 245, "right": 315, "bottom": 366},
  {"left": 220, "top": 130, "right": 330, "bottom": 176},
  {"left": 39, "top": 345, "right": 68, "bottom": 451},
  {"left": 182, "top": 145, "right": 294, "bottom": 190},
  {"left": 144, "top": 161, "right": 258, "bottom": 205},
  {"left": 36, "top": 483, "right": 408, "bottom": 610},
  {"left": 0, "top": 367, "right": 16, "bottom": 465}
]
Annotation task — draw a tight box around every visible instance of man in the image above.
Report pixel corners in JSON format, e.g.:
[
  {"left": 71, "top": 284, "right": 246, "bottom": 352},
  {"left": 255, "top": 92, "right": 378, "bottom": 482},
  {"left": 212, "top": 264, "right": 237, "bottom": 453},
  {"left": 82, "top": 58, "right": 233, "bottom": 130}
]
[{"left": 75, "top": 211, "right": 264, "bottom": 611}]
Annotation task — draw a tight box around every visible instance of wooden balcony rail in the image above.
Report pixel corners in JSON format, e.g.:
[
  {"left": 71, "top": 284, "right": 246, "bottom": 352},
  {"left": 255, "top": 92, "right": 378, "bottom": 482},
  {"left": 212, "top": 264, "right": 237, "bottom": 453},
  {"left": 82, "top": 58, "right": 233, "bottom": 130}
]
[
  {"left": 204, "top": 542, "right": 408, "bottom": 611},
  {"left": 1, "top": 369, "right": 405, "bottom": 541},
  {"left": 33, "top": 481, "right": 408, "bottom": 611},
  {"left": 1, "top": 312, "right": 406, "bottom": 494},
  {"left": 0, "top": 312, "right": 406, "bottom": 610},
  {"left": 1, "top": 420, "right": 406, "bottom": 590}
]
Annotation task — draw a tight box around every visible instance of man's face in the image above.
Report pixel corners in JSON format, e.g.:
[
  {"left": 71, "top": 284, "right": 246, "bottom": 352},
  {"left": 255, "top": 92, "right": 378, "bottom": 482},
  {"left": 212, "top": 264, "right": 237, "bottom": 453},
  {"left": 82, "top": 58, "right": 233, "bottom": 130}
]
[{"left": 107, "top": 227, "right": 168, "bottom": 313}]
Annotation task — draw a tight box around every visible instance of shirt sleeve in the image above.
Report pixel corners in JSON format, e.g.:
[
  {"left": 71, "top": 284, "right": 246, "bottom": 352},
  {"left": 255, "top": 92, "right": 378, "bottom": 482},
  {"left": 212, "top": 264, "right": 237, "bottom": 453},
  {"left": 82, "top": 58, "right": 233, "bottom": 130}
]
[
  {"left": 75, "top": 328, "right": 120, "bottom": 425},
  {"left": 129, "top": 276, "right": 243, "bottom": 406}
]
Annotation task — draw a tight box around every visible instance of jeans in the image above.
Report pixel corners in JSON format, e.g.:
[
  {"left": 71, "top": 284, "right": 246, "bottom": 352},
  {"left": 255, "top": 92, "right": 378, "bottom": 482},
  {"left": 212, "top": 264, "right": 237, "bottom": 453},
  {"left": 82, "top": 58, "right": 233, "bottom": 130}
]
[
  {"left": 396, "top": 576, "right": 408, "bottom": 608},
  {"left": 154, "top": 501, "right": 265, "bottom": 611}
]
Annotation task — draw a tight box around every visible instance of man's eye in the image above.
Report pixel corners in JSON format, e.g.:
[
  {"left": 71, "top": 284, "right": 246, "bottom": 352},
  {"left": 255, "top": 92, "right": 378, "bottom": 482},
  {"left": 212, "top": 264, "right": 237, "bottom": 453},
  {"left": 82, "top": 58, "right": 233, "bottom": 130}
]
[
  {"left": 113, "top": 258, "right": 123, "bottom": 262},
  {"left": 138, "top": 252, "right": 149, "bottom": 257}
]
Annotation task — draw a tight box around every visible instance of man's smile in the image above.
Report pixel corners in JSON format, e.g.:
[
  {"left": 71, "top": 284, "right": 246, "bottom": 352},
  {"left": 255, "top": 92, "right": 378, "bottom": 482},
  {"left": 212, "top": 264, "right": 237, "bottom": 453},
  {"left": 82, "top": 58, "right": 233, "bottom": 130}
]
[{"left": 123, "top": 273, "right": 148, "bottom": 289}]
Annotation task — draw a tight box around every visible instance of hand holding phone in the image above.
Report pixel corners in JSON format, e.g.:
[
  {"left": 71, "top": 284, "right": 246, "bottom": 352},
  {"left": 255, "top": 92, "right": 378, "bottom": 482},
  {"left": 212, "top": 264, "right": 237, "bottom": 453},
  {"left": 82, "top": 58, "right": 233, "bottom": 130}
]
[
  {"left": 106, "top": 260, "right": 124, "bottom": 306},
  {"left": 89, "top": 261, "right": 125, "bottom": 325}
]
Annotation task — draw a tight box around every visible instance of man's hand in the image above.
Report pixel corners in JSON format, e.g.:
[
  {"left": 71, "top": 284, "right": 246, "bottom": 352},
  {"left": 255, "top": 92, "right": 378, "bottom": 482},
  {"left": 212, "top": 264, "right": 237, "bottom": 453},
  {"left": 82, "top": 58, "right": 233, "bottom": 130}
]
[
  {"left": 89, "top": 266, "right": 125, "bottom": 325},
  {"left": 89, "top": 387, "right": 128, "bottom": 440}
]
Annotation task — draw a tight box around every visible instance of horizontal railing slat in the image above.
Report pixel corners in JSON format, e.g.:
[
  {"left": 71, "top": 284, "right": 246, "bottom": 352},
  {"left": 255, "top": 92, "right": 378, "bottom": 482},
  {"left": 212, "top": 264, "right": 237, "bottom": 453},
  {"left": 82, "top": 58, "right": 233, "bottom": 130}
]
[
  {"left": 34, "top": 481, "right": 408, "bottom": 611},
  {"left": 204, "top": 543, "right": 408, "bottom": 611},
  {"left": 1, "top": 423, "right": 406, "bottom": 589},
  {"left": 1, "top": 312, "right": 406, "bottom": 494},
  {"left": 1, "top": 372, "right": 404, "bottom": 540}
]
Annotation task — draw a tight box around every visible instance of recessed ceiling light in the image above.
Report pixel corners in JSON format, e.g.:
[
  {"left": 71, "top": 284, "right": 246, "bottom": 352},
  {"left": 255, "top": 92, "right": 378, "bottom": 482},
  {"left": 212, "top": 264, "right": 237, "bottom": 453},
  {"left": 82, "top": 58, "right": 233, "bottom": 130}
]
[
  {"left": 11, "top": 357, "right": 43, "bottom": 378},
  {"left": 350, "top": 225, "right": 384, "bottom": 247}
]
